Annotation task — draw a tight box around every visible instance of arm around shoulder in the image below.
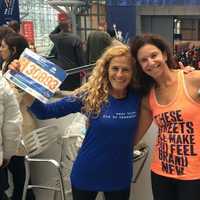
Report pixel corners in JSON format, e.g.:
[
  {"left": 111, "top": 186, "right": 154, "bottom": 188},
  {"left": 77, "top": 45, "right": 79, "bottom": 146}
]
[
  {"left": 184, "top": 70, "right": 200, "bottom": 94},
  {"left": 134, "top": 96, "right": 153, "bottom": 145}
]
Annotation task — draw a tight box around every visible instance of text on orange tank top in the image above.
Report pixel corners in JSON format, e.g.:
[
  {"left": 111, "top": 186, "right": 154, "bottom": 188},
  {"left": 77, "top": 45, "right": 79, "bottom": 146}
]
[{"left": 149, "top": 70, "right": 200, "bottom": 180}]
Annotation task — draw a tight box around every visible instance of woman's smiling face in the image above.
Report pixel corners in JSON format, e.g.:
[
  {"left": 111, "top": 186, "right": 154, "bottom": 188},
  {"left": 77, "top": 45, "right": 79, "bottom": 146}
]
[
  {"left": 137, "top": 44, "right": 168, "bottom": 79},
  {"left": 108, "top": 55, "right": 133, "bottom": 97}
]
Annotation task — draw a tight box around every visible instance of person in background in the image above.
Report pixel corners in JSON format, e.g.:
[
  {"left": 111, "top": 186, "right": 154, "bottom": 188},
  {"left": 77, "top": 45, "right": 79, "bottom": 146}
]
[
  {"left": 0, "top": 33, "right": 17, "bottom": 200},
  {"left": 97, "top": 21, "right": 107, "bottom": 32},
  {"left": 0, "top": 75, "right": 22, "bottom": 200},
  {"left": 1, "top": 33, "right": 28, "bottom": 73},
  {"left": 7, "top": 20, "right": 20, "bottom": 33},
  {"left": 0, "top": 32, "right": 36, "bottom": 200},
  {"left": 86, "top": 30, "right": 112, "bottom": 65},
  {"left": 9, "top": 44, "right": 141, "bottom": 200},
  {"left": 0, "top": 26, "right": 14, "bottom": 66},
  {"left": 130, "top": 33, "right": 200, "bottom": 200},
  {"left": 48, "top": 24, "right": 60, "bottom": 58},
  {"left": 49, "top": 21, "right": 86, "bottom": 91}
]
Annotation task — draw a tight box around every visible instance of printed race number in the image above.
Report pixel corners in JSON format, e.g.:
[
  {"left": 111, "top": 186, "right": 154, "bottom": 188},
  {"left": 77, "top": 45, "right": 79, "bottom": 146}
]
[{"left": 19, "top": 58, "right": 60, "bottom": 91}]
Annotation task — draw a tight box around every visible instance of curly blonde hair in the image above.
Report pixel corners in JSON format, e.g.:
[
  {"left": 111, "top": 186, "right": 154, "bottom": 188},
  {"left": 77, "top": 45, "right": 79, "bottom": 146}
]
[{"left": 74, "top": 44, "right": 136, "bottom": 116}]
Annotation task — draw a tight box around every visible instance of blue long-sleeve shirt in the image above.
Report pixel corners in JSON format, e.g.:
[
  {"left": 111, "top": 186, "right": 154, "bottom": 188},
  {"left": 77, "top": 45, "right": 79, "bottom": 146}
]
[{"left": 30, "top": 92, "right": 141, "bottom": 191}]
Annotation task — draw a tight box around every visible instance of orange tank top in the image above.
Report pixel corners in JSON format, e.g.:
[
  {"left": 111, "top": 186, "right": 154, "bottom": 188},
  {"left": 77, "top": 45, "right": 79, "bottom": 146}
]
[{"left": 149, "top": 70, "right": 200, "bottom": 180}]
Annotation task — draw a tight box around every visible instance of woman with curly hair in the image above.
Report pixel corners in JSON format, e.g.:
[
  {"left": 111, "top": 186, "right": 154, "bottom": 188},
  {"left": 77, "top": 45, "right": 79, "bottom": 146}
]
[{"left": 9, "top": 44, "right": 141, "bottom": 200}]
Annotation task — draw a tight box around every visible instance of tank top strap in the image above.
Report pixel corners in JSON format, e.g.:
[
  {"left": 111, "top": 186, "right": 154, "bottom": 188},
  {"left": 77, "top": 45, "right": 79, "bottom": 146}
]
[
  {"left": 177, "top": 70, "right": 196, "bottom": 102},
  {"left": 177, "top": 70, "right": 186, "bottom": 96}
]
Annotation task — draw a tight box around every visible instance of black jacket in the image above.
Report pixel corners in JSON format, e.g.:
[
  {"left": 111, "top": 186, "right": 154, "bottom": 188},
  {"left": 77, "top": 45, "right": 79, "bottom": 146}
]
[
  {"left": 49, "top": 31, "right": 85, "bottom": 70},
  {"left": 49, "top": 31, "right": 86, "bottom": 90}
]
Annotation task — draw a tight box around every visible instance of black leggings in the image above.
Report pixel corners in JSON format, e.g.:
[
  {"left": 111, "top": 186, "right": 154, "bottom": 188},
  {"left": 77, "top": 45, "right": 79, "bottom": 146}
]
[
  {"left": 0, "top": 157, "right": 35, "bottom": 200},
  {"left": 72, "top": 185, "right": 130, "bottom": 200},
  {"left": 151, "top": 171, "right": 200, "bottom": 200},
  {"left": 0, "top": 167, "right": 9, "bottom": 199}
]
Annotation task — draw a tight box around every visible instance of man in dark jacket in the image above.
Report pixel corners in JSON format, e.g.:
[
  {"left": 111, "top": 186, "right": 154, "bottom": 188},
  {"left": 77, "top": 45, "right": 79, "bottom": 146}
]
[
  {"left": 49, "top": 21, "right": 86, "bottom": 90},
  {"left": 86, "top": 31, "right": 112, "bottom": 65}
]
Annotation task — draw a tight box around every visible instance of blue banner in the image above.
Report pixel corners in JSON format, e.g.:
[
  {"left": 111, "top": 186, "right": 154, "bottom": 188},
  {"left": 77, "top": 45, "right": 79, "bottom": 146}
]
[
  {"left": 0, "top": 0, "right": 20, "bottom": 25},
  {"left": 106, "top": 5, "right": 136, "bottom": 42},
  {"left": 0, "top": 0, "right": 6, "bottom": 25},
  {"left": 106, "top": 0, "right": 200, "bottom": 6}
]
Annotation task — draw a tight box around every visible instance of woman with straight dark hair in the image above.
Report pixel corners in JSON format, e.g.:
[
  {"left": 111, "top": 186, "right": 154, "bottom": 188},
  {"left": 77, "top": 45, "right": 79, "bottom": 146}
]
[
  {"left": 1, "top": 32, "right": 28, "bottom": 73},
  {"left": 0, "top": 32, "right": 36, "bottom": 200}
]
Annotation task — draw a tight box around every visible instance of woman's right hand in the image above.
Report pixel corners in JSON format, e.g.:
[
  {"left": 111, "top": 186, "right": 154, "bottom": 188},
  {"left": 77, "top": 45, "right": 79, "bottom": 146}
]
[
  {"left": 8, "top": 59, "right": 21, "bottom": 72},
  {"left": 178, "top": 61, "right": 195, "bottom": 74}
]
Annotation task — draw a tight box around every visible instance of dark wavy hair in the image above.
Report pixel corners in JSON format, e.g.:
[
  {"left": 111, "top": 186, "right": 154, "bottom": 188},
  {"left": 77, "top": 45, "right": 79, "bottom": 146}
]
[
  {"left": 8, "top": 20, "right": 20, "bottom": 33},
  {"left": 2, "top": 33, "right": 28, "bottom": 73},
  {"left": 0, "top": 26, "right": 14, "bottom": 42},
  {"left": 130, "top": 33, "right": 176, "bottom": 96}
]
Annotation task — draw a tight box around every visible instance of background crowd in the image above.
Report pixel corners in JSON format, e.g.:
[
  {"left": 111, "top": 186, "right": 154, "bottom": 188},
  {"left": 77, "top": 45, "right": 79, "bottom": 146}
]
[{"left": 1, "top": 15, "right": 200, "bottom": 200}]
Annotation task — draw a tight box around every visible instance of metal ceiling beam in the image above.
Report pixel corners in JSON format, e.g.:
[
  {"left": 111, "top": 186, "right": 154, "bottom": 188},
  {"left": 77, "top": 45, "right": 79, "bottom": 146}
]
[{"left": 48, "top": 1, "right": 85, "bottom": 6}]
